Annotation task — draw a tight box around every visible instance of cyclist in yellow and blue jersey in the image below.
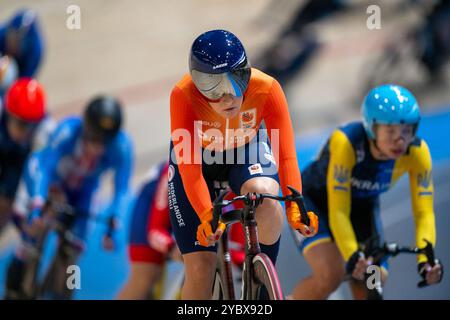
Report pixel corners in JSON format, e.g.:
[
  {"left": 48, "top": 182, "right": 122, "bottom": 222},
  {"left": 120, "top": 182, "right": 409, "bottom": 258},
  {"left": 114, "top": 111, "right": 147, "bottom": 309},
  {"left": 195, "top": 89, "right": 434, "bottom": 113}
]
[{"left": 291, "top": 84, "right": 443, "bottom": 300}]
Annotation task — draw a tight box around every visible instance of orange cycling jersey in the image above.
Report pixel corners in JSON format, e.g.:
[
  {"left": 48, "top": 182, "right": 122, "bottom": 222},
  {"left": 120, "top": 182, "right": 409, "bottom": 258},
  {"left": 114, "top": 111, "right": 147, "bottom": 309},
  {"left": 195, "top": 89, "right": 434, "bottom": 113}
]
[{"left": 170, "top": 68, "right": 302, "bottom": 220}]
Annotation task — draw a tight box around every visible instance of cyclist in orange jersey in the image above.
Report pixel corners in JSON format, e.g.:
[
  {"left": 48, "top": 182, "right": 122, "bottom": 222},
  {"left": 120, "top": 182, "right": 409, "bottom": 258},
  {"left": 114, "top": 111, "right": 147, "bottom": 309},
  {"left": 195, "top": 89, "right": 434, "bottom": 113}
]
[{"left": 168, "top": 29, "right": 318, "bottom": 299}]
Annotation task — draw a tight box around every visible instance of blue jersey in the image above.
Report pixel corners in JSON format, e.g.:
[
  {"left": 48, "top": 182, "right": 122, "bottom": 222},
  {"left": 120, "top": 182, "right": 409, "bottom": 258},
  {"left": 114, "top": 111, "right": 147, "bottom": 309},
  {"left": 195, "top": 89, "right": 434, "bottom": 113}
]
[
  {"left": 24, "top": 117, "right": 133, "bottom": 216},
  {"left": 0, "top": 14, "right": 44, "bottom": 78}
]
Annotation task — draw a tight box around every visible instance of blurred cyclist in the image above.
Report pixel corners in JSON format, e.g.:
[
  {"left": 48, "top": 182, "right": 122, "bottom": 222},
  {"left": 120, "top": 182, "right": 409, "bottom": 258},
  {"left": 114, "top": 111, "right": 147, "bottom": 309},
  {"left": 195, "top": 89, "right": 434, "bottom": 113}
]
[
  {"left": 117, "top": 161, "right": 246, "bottom": 300},
  {"left": 117, "top": 161, "right": 177, "bottom": 300},
  {"left": 0, "top": 78, "right": 53, "bottom": 236},
  {"left": 0, "top": 9, "right": 44, "bottom": 78},
  {"left": 256, "top": 0, "right": 348, "bottom": 85},
  {"left": 419, "top": 0, "right": 450, "bottom": 78},
  {"left": 4, "top": 95, "right": 133, "bottom": 299},
  {"left": 169, "top": 29, "right": 318, "bottom": 299},
  {"left": 291, "top": 84, "right": 443, "bottom": 300}
]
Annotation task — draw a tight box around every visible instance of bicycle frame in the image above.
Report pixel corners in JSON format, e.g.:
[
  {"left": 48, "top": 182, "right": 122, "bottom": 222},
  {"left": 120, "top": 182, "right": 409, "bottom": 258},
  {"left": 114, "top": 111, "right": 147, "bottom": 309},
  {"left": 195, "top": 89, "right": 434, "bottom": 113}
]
[
  {"left": 241, "top": 203, "right": 262, "bottom": 300},
  {"left": 215, "top": 203, "right": 266, "bottom": 299},
  {"left": 212, "top": 185, "right": 311, "bottom": 300},
  {"left": 16, "top": 201, "right": 86, "bottom": 299},
  {"left": 216, "top": 229, "right": 236, "bottom": 299}
]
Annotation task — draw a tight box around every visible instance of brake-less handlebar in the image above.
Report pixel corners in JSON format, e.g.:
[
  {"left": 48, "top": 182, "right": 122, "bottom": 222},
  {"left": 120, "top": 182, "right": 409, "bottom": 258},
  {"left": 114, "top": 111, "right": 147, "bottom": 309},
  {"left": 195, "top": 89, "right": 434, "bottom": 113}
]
[{"left": 211, "top": 185, "right": 310, "bottom": 231}]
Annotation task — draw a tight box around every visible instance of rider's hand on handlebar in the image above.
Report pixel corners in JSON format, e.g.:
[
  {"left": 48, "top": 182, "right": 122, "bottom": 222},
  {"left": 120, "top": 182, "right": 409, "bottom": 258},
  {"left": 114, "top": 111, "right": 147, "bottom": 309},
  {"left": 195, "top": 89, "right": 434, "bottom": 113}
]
[
  {"left": 418, "top": 261, "right": 443, "bottom": 285},
  {"left": 286, "top": 202, "right": 318, "bottom": 237},
  {"left": 353, "top": 257, "right": 374, "bottom": 281},
  {"left": 346, "top": 251, "right": 374, "bottom": 281},
  {"left": 24, "top": 207, "right": 45, "bottom": 238},
  {"left": 196, "top": 218, "right": 226, "bottom": 247}
]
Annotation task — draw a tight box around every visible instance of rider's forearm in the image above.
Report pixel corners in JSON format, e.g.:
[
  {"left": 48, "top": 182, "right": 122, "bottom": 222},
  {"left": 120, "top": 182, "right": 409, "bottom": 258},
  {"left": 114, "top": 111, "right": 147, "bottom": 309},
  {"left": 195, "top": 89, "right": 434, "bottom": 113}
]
[
  {"left": 408, "top": 139, "right": 436, "bottom": 263},
  {"left": 329, "top": 209, "right": 359, "bottom": 261},
  {"left": 326, "top": 130, "right": 358, "bottom": 261},
  {"left": 170, "top": 87, "right": 213, "bottom": 220},
  {"left": 177, "top": 162, "right": 213, "bottom": 220},
  {"left": 264, "top": 79, "right": 303, "bottom": 197},
  {"left": 413, "top": 210, "right": 436, "bottom": 264}
]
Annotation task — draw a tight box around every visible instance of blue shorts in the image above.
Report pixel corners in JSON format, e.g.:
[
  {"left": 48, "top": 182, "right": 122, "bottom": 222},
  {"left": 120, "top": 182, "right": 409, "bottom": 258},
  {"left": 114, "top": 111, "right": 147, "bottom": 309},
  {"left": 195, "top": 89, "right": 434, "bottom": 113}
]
[
  {"left": 168, "top": 135, "right": 279, "bottom": 254},
  {"left": 299, "top": 191, "right": 389, "bottom": 271}
]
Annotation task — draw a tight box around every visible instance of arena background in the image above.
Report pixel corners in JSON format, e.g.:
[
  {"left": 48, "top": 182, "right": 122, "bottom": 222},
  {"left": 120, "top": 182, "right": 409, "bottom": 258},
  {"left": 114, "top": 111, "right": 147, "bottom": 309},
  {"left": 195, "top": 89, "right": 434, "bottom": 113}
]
[{"left": 0, "top": 0, "right": 449, "bottom": 299}]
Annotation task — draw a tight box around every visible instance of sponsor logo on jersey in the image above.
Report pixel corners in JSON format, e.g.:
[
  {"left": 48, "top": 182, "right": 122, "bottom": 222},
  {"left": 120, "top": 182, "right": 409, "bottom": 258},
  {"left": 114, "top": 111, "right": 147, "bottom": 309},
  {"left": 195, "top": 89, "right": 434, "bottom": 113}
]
[
  {"left": 417, "top": 170, "right": 433, "bottom": 196},
  {"left": 248, "top": 163, "right": 263, "bottom": 175},
  {"left": 351, "top": 178, "right": 390, "bottom": 192},
  {"left": 417, "top": 170, "right": 431, "bottom": 188},
  {"left": 334, "top": 165, "right": 350, "bottom": 184},
  {"left": 200, "top": 120, "right": 221, "bottom": 128},
  {"left": 333, "top": 165, "right": 350, "bottom": 191},
  {"left": 240, "top": 108, "right": 256, "bottom": 129},
  {"left": 168, "top": 179, "right": 185, "bottom": 227}
]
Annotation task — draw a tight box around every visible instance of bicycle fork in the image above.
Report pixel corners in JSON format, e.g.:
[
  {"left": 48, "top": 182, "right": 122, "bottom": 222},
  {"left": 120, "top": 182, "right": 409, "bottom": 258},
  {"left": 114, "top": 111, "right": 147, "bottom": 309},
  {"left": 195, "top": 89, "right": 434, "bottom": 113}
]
[
  {"left": 241, "top": 210, "right": 261, "bottom": 300},
  {"left": 217, "top": 231, "right": 236, "bottom": 300}
]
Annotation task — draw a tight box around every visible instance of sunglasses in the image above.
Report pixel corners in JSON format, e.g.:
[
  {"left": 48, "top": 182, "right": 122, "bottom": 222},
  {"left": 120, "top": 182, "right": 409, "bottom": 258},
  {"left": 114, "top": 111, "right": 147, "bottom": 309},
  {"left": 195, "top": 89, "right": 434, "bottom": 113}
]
[{"left": 191, "top": 67, "right": 251, "bottom": 101}]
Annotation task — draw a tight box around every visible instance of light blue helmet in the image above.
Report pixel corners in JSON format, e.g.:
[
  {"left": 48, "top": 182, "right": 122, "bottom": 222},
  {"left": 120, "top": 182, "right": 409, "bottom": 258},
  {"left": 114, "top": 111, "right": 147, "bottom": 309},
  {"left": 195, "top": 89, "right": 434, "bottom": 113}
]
[{"left": 361, "top": 84, "right": 421, "bottom": 139}]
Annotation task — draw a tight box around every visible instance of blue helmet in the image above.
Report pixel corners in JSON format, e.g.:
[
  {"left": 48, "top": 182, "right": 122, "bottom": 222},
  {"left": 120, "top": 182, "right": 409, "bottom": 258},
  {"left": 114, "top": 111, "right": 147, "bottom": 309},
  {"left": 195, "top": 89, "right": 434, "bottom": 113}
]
[
  {"left": 7, "top": 9, "right": 39, "bottom": 53},
  {"left": 361, "top": 84, "right": 421, "bottom": 139},
  {"left": 189, "top": 29, "right": 251, "bottom": 100}
]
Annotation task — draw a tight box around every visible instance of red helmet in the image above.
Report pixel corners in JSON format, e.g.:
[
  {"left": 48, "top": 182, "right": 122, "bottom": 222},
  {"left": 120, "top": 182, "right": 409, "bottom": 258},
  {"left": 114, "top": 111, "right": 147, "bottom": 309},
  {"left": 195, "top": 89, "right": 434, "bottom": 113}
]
[{"left": 5, "top": 78, "right": 46, "bottom": 123}]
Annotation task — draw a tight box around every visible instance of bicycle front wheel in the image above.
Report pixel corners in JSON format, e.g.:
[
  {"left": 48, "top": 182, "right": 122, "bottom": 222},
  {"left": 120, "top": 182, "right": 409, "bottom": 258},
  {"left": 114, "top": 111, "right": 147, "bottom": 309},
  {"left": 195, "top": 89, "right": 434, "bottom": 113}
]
[{"left": 251, "top": 253, "right": 284, "bottom": 300}]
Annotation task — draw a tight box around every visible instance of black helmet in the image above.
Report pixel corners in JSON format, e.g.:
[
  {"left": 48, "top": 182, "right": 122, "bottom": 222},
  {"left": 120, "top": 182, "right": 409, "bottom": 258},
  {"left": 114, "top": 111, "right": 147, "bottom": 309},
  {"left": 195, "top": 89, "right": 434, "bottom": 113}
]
[{"left": 83, "top": 95, "right": 123, "bottom": 143}]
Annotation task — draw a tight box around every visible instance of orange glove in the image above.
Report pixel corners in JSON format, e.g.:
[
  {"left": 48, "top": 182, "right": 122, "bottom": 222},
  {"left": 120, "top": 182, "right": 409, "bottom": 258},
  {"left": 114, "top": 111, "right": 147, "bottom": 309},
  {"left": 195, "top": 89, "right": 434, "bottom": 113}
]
[
  {"left": 286, "top": 202, "right": 318, "bottom": 237},
  {"left": 196, "top": 209, "right": 226, "bottom": 247}
]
